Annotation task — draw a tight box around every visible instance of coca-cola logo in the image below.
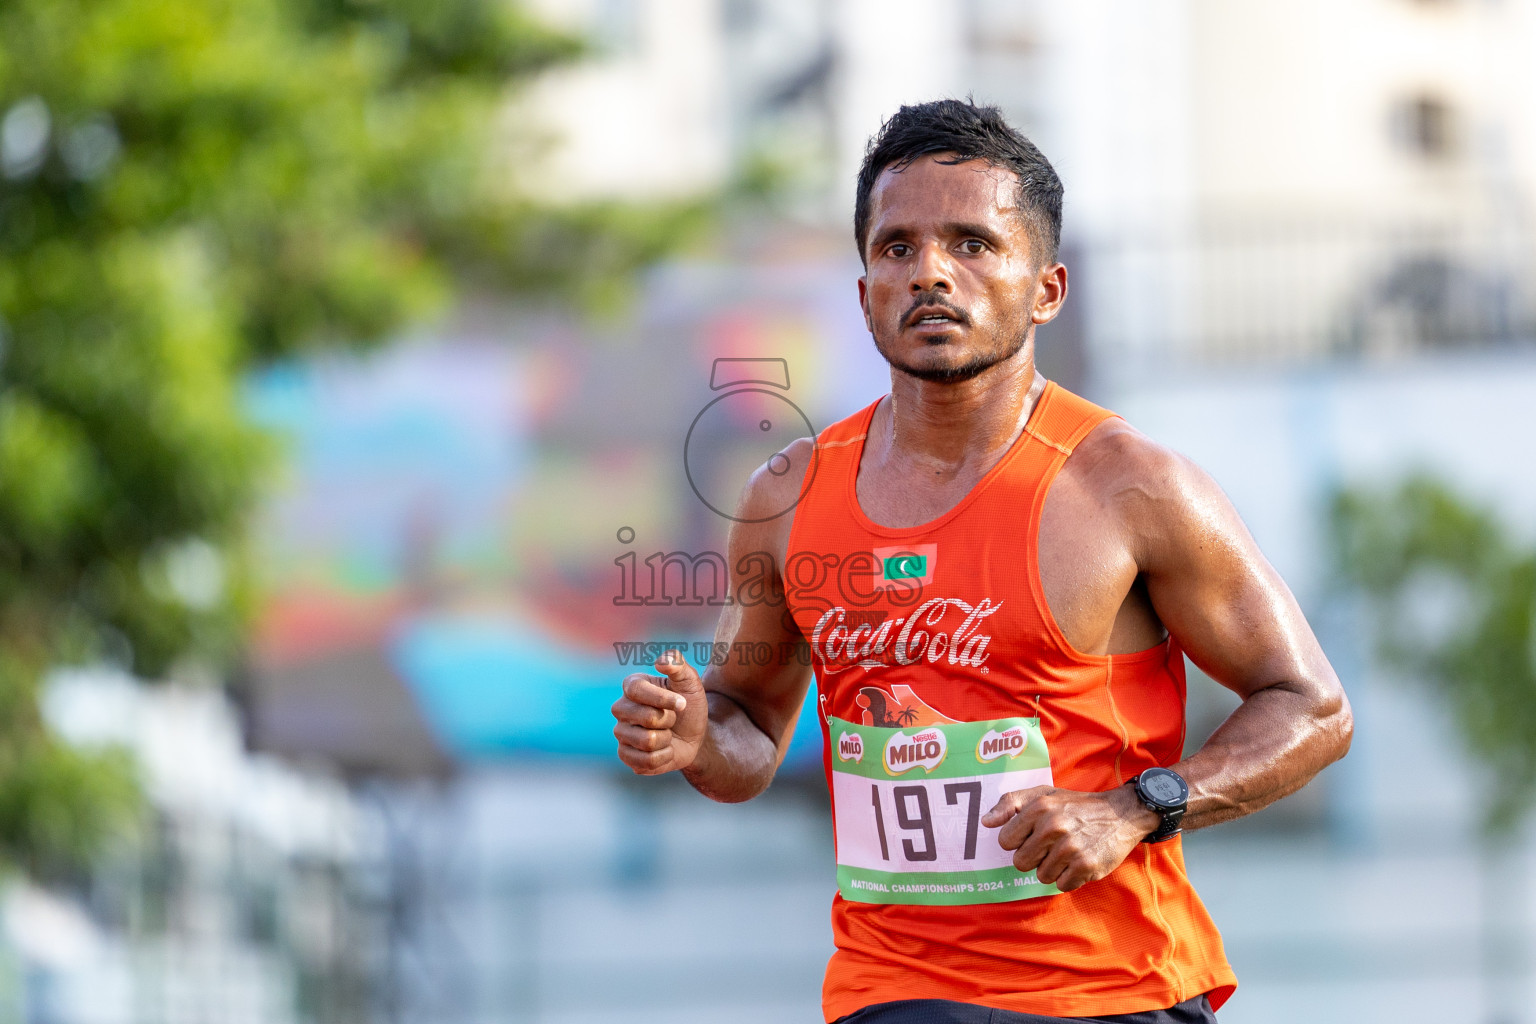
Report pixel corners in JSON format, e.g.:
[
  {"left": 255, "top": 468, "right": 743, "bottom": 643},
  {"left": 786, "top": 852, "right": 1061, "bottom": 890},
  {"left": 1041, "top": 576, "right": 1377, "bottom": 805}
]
[
  {"left": 884, "top": 727, "right": 947, "bottom": 775},
  {"left": 811, "top": 597, "right": 1001, "bottom": 675}
]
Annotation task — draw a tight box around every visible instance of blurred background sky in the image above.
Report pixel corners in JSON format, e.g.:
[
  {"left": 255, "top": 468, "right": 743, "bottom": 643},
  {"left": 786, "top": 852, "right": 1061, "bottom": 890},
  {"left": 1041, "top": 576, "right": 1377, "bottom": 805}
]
[{"left": 6, "top": 0, "right": 1536, "bottom": 1022}]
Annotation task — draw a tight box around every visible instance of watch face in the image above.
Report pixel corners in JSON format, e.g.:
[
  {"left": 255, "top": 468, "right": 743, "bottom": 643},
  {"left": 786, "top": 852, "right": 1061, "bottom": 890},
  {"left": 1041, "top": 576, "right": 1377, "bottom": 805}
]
[{"left": 1141, "top": 770, "right": 1186, "bottom": 807}]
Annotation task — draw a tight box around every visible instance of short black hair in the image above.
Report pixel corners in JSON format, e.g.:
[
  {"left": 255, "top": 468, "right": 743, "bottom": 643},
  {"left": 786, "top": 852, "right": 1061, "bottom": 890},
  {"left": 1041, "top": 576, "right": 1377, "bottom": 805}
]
[{"left": 854, "top": 98, "right": 1063, "bottom": 265}]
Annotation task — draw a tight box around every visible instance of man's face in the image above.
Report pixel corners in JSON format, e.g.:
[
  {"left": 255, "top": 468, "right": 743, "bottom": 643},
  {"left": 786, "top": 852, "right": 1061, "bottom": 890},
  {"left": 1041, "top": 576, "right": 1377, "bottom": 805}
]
[{"left": 858, "top": 155, "right": 1063, "bottom": 384}]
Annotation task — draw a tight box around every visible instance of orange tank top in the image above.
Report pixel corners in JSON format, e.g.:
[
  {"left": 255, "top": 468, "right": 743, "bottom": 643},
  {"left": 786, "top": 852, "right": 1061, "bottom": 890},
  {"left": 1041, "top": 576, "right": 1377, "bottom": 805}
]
[{"left": 785, "top": 382, "right": 1237, "bottom": 1021}]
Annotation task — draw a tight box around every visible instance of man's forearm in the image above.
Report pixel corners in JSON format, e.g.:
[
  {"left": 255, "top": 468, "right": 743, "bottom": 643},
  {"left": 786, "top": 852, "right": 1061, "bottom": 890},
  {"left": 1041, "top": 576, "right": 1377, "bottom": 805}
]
[
  {"left": 1173, "top": 682, "right": 1353, "bottom": 831},
  {"left": 682, "top": 691, "right": 782, "bottom": 804}
]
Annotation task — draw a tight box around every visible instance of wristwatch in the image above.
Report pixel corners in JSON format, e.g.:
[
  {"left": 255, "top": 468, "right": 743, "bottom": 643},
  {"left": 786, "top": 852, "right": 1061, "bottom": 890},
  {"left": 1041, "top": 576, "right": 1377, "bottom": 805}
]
[{"left": 1129, "top": 767, "right": 1188, "bottom": 843}]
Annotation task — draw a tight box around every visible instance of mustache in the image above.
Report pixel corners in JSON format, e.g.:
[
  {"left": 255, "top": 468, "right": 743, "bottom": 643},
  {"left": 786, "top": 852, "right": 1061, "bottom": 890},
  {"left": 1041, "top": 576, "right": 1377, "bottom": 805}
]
[{"left": 902, "top": 291, "right": 971, "bottom": 328}]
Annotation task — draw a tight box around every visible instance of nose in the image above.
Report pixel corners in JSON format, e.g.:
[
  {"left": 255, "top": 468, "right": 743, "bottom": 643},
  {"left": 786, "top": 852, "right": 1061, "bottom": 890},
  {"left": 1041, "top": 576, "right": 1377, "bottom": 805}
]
[{"left": 910, "top": 242, "right": 954, "bottom": 294}]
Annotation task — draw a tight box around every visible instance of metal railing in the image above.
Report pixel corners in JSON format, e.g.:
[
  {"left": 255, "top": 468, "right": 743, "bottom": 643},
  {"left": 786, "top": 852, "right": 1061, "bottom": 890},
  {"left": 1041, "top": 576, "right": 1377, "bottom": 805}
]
[{"left": 1077, "top": 217, "right": 1536, "bottom": 376}]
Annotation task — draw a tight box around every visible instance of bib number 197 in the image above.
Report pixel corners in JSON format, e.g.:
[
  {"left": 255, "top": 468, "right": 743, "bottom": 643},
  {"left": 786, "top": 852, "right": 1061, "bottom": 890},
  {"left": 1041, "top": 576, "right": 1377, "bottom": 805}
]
[
  {"left": 830, "top": 715, "right": 1061, "bottom": 906},
  {"left": 871, "top": 781, "right": 980, "bottom": 862}
]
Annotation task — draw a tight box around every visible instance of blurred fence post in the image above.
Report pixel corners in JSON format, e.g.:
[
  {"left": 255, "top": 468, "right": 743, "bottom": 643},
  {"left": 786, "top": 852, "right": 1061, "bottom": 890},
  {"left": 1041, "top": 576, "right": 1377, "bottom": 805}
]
[{"left": 1480, "top": 836, "right": 1530, "bottom": 1024}]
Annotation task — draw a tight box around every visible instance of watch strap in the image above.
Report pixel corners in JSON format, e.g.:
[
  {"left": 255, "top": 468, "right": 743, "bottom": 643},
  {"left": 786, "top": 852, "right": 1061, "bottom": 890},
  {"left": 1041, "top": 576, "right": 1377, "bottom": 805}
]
[{"left": 1143, "top": 806, "right": 1184, "bottom": 843}]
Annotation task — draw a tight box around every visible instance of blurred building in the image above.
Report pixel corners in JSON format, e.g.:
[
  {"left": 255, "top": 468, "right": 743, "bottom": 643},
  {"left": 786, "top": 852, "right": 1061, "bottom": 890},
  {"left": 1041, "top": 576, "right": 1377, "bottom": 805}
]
[
  {"left": 3, "top": 670, "right": 381, "bottom": 1024},
  {"left": 1051, "top": 0, "right": 1536, "bottom": 374},
  {"left": 519, "top": 0, "right": 1536, "bottom": 375}
]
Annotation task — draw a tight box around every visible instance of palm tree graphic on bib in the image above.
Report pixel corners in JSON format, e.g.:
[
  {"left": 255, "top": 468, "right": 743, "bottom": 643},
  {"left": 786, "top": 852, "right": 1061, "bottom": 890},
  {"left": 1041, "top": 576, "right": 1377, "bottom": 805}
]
[{"left": 856, "top": 685, "right": 959, "bottom": 728}]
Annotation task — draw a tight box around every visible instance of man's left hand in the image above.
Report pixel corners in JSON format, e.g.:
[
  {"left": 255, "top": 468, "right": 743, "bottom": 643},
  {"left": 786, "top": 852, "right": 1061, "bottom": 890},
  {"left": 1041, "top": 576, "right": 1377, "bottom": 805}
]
[{"left": 982, "top": 784, "right": 1162, "bottom": 892}]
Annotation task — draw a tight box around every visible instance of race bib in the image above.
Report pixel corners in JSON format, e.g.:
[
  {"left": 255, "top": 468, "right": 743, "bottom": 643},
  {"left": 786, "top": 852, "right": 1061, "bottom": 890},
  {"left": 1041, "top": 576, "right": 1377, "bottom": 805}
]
[{"left": 829, "top": 715, "right": 1059, "bottom": 906}]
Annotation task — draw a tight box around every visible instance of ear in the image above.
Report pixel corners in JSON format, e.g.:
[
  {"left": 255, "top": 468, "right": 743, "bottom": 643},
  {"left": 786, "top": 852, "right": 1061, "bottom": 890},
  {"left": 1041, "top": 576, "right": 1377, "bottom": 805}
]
[
  {"left": 1031, "top": 262, "right": 1068, "bottom": 326},
  {"left": 857, "top": 276, "right": 873, "bottom": 333}
]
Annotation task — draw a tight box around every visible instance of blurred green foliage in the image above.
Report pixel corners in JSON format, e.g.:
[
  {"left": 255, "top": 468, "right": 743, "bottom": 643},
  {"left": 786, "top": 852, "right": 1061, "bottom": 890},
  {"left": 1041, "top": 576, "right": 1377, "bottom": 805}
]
[
  {"left": 0, "top": 0, "right": 707, "bottom": 876},
  {"left": 1332, "top": 475, "right": 1536, "bottom": 835}
]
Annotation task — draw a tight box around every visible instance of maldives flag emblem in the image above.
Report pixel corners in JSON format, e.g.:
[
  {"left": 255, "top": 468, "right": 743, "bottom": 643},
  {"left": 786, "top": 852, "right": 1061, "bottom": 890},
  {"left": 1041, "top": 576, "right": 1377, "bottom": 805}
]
[{"left": 872, "top": 543, "right": 937, "bottom": 588}]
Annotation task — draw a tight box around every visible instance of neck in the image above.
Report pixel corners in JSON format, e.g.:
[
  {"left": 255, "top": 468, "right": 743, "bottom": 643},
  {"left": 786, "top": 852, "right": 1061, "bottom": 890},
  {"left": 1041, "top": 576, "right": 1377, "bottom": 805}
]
[{"left": 879, "top": 347, "right": 1047, "bottom": 473}]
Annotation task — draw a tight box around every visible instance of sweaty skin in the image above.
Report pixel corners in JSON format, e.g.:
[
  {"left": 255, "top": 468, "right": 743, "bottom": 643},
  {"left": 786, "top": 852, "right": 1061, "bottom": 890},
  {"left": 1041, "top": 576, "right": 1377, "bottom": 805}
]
[{"left": 612, "top": 154, "right": 1353, "bottom": 892}]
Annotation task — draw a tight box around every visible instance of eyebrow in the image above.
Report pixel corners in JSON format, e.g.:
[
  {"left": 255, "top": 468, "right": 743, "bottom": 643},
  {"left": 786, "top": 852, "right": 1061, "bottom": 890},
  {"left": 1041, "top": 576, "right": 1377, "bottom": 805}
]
[{"left": 868, "top": 220, "right": 1010, "bottom": 252}]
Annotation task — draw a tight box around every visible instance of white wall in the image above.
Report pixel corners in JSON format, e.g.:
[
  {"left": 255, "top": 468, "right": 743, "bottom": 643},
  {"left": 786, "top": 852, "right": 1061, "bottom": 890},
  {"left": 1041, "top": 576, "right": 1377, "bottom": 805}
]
[
  {"left": 515, "top": 0, "right": 729, "bottom": 202},
  {"left": 829, "top": 0, "right": 965, "bottom": 219}
]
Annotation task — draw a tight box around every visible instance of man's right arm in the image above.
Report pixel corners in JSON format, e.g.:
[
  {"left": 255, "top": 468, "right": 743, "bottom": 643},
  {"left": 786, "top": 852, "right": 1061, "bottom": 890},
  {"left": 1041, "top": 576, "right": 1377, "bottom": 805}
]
[{"left": 610, "top": 440, "right": 816, "bottom": 803}]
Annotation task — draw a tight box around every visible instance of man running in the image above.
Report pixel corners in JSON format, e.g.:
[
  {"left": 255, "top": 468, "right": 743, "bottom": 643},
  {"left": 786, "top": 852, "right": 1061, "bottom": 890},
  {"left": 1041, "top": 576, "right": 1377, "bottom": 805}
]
[{"left": 611, "top": 99, "right": 1352, "bottom": 1023}]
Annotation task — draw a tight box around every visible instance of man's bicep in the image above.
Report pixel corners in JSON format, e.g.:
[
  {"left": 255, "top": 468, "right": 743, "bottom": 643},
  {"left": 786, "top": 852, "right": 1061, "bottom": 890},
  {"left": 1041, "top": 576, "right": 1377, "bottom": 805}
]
[
  {"left": 701, "top": 455, "right": 815, "bottom": 747},
  {"left": 1137, "top": 454, "right": 1329, "bottom": 700},
  {"left": 705, "top": 590, "right": 812, "bottom": 752}
]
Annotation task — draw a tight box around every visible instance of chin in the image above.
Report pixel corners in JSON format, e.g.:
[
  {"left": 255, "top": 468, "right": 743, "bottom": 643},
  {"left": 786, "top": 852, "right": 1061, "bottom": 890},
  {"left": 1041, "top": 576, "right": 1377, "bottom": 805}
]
[
  {"left": 890, "top": 352, "right": 999, "bottom": 385},
  {"left": 878, "top": 340, "right": 1028, "bottom": 385}
]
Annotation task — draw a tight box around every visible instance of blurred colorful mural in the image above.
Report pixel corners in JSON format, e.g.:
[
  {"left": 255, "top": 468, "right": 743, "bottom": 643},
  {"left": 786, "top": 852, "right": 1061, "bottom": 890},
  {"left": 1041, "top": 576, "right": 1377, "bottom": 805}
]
[{"left": 240, "top": 241, "right": 887, "bottom": 774}]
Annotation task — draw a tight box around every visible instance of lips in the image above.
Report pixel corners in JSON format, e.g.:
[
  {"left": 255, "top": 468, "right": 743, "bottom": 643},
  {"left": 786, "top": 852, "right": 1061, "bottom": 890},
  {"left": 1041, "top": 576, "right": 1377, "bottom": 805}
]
[{"left": 905, "top": 304, "right": 966, "bottom": 328}]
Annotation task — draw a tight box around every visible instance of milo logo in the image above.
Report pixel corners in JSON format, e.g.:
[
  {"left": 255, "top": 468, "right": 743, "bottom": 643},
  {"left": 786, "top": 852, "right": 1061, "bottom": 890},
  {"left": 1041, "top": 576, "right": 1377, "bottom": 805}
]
[
  {"left": 884, "top": 728, "right": 947, "bottom": 775},
  {"left": 976, "top": 725, "right": 1027, "bottom": 763},
  {"left": 838, "top": 731, "right": 865, "bottom": 764}
]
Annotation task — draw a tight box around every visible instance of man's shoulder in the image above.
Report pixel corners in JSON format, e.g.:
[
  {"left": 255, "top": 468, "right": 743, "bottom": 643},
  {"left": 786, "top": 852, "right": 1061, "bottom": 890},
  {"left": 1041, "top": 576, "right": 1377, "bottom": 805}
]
[
  {"left": 735, "top": 436, "right": 819, "bottom": 524},
  {"left": 1064, "top": 416, "right": 1211, "bottom": 523},
  {"left": 735, "top": 395, "right": 879, "bottom": 524}
]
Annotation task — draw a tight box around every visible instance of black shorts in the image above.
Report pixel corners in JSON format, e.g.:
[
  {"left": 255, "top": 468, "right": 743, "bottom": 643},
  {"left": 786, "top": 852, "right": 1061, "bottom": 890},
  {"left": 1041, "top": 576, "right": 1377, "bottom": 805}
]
[{"left": 833, "top": 994, "right": 1216, "bottom": 1024}]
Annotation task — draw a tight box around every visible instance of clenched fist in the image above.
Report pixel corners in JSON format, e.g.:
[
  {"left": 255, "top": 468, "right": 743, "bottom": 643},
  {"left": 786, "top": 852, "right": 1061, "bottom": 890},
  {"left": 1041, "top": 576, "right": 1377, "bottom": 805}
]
[
  {"left": 612, "top": 651, "right": 710, "bottom": 775},
  {"left": 982, "top": 784, "right": 1161, "bottom": 892}
]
